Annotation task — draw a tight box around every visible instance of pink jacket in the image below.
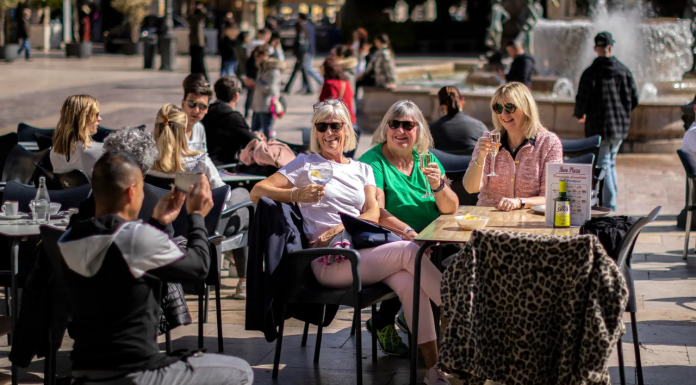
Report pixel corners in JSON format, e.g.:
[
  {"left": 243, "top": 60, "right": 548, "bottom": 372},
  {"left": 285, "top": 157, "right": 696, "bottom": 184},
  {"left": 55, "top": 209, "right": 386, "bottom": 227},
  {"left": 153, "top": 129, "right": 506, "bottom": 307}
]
[{"left": 469, "top": 128, "right": 564, "bottom": 206}]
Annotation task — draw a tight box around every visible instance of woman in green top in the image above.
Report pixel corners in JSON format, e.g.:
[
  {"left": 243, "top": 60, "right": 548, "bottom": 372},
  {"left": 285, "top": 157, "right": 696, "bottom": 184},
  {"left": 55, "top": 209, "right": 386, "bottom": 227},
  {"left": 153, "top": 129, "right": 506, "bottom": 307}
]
[{"left": 359, "top": 100, "right": 458, "bottom": 362}]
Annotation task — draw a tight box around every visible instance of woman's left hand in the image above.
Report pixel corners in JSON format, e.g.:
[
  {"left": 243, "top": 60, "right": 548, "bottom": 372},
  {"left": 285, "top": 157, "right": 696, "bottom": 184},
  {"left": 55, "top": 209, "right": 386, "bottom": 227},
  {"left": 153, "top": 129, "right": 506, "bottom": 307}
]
[
  {"left": 421, "top": 162, "right": 443, "bottom": 190},
  {"left": 496, "top": 197, "right": 522, "bottom": 212}
]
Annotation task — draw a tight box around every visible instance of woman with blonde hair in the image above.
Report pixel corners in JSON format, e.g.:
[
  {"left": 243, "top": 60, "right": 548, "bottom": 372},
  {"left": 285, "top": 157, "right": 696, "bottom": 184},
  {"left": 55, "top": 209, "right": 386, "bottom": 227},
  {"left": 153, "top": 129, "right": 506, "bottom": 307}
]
[
  {"left": 148, "top": 103, "right": 226, "bottom": 192},
  {"left": 252, "top": 100, "right": 450, "bottom": 385},
  {"left": 50, "top": 95, "right": 104, "bottom": 179},
  {"left": 463, "top": 82, "right": 563, "bottom": 211}
]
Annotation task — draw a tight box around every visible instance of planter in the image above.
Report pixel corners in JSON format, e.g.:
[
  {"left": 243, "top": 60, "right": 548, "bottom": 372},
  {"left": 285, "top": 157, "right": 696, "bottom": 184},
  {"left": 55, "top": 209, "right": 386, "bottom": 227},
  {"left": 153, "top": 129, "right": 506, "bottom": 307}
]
[
  {"left": 0, "top": 45, "right": 20, "bottom": 62},
  {"left": 123, "top": 41, "right": 144, "bottom": 56},
  {"left": 66, "top": 42, "right": 93, "bottom": 58}
]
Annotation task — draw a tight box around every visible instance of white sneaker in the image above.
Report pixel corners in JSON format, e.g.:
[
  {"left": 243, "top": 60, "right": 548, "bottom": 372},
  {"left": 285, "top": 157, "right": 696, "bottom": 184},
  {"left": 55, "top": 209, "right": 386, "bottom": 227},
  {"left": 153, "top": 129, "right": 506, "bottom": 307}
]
[
  {"left": 233, "top": 280, "right": 247, "bottom": 300},
  {"left": 424, "top": 366, "right": 450, "bottom": 385}
]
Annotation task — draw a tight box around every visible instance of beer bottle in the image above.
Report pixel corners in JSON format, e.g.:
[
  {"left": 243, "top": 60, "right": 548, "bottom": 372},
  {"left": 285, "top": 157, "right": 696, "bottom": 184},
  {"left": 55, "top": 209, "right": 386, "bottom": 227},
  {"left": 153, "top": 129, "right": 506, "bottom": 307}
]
[{"left": 554, "top": 180, "right": 571, "bottom": 228}]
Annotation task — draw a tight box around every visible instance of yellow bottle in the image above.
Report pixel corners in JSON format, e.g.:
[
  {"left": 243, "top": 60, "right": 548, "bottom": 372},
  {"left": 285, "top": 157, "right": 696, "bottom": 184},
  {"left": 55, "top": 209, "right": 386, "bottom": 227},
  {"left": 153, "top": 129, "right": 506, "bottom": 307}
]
[{"left": 554, "top": 180, "right": 571, "bottom": 228}]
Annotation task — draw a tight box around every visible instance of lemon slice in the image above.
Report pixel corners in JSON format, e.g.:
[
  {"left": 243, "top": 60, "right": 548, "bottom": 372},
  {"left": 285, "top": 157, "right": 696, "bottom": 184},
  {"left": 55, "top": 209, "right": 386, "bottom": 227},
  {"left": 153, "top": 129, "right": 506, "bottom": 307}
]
[{"left": 310, "top": 170, "right": 323, "bottom": 179}]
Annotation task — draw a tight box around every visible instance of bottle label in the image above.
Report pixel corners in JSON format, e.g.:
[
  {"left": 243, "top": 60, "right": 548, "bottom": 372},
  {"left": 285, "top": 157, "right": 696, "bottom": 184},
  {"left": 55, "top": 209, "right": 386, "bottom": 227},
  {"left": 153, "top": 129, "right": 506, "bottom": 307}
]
[{"left": 554, "top": 201, "right": 571, "bottom": 227}]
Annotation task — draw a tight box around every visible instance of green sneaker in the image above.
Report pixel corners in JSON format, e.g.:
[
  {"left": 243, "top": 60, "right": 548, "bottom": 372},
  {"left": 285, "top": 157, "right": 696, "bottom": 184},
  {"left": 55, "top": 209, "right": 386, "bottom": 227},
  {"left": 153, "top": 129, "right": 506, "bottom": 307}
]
[
  {"left": 396, "top": 312, "right": 410, "bottom": 334},
  {"left": 366, "top": 318, "right": 409, "bottom": 356}
]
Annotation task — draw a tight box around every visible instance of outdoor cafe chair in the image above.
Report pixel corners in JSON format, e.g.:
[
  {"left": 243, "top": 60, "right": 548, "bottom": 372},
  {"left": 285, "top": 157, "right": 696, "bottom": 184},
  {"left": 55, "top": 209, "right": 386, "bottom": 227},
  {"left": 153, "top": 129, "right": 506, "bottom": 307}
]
[
  {"left": 1, "top": 145, "right": 48, "bottom": 185},
  {"left": 430, "top": 148, "right": 478, "bottom": 206},
  {"left": 33, "top": 163, "right": 90, "bottom": 191},
  {"left": 17, "top": 123, "right": 54, "bottom": 143},
  {"left": 677, "top": 149, "right": 695, "bottom": 260},
  {"left": 613, "top": 206, "right": 661, "bottom": 385},
  {"left": 0, "top": 133, "right": 18, "bottom": 178},
  {"left": 33, "top": 132, "right": 53, "bottom": 152}
]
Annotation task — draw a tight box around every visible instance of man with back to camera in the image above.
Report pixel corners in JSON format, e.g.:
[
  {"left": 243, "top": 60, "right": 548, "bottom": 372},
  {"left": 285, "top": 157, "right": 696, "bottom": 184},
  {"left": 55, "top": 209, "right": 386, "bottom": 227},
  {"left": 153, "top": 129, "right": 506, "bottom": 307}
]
[
  {"left": 60, "top": 151, "right": 254, "bottom": 384},
  {"left": 574, "top": 31, "right": 638, "bottom": 212},
  {"left": 503, "top": 40, "right": 535, "bottom": 88}
]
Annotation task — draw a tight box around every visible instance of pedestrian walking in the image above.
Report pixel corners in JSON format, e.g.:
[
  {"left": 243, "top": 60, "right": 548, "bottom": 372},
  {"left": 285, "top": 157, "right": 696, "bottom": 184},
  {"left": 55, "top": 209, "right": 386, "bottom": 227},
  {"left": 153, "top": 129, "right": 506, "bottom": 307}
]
[
  {"left": 299, "top": 13, "right": 323, "bottom": 85},
  {"left": 283, "top": 21, "right": 313, "bottom": 94},
  {"left": 245, "top": 45, "right": 282, "bottom": 138},
  {"left": 219, "top": 24, "right": 238, "bottom": 76},
  {"left": 17, "top": 9, "right": 31, "bottom": 61},
  {"left": 359, "top": 33, "right": 397, "bottom": 88},
  {"left": 574, "top": 32, "right": 638, "bottom": 211},
  {"left": 188, "top": 2, "right": 208, "bottom": 80}
]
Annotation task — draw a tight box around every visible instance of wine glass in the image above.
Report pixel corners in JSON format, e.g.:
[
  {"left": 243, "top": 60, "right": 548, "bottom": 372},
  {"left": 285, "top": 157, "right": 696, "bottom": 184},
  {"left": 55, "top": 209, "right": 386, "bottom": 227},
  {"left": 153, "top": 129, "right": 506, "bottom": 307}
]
[
  {"left": 486, "top": 131, "right": 501, "bottom": 177},
  {"left": 308, "top": 163, "right": 333, "bottom": 208},
  {"left": 419, "top": 151, "right": 434, "bottom": 198}
]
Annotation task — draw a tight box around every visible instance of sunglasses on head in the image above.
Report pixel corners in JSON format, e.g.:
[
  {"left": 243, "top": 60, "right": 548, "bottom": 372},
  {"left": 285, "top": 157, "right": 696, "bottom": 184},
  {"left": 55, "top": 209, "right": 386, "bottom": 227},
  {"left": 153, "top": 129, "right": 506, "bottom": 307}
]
[
  {"left": 492, "top": 103, "right": 517, "bottom": 115},
  {"left": 315, "top": 122, "right": 343, "bottom": 133},
  {"left": 388, "top": 120, "right": 417, "bottom": 131},
  {"left": 186, "top": 100, "right": 209, "bottom": 111},
  {"left": 313, "top": 99, "right": 346, "bottom": 111}
]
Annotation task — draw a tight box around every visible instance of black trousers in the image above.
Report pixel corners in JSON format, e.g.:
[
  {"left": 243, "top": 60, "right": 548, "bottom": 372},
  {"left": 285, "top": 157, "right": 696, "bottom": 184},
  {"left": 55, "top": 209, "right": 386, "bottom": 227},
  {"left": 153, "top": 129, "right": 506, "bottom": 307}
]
[{"left": 189, "top": 45, "right": 208, "bottom": 80}]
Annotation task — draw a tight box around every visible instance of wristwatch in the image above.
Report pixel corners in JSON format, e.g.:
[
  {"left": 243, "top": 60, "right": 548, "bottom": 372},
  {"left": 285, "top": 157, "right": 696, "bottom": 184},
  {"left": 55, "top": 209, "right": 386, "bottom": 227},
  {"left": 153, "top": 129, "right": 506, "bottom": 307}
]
[
  {"left": 519, "top": 198, "right": 526, "bottom": 209},
  {"left": 432, "top": 178, "right": 446, "bottom": 193},
  {"left": 403, "top": 227, "right": 414, "bottom": 234}
]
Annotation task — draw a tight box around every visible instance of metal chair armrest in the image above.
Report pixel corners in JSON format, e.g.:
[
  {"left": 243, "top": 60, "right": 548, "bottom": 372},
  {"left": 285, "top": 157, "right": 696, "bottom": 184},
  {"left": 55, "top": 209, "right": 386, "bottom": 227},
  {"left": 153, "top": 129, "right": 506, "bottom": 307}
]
[
  {"left": 216, "top": 163, "right": 237, "bottom": 170},
  {"left": 222, "top": 201, "right": 256, "bottom": 220}
]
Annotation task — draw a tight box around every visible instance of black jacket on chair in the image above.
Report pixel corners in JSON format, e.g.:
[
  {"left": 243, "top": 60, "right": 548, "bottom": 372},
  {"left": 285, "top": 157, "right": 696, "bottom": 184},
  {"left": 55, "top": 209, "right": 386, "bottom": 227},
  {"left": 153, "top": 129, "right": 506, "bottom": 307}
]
[{"left": 246, "top": 197, "right": 338, "bottom": 342}]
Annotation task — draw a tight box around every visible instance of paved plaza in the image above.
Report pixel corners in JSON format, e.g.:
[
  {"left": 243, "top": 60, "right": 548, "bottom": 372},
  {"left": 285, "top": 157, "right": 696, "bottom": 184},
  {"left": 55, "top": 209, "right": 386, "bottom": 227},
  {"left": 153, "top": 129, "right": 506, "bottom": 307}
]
[{"left": 0, "top": 55, "right": 694, "bottom": 384}]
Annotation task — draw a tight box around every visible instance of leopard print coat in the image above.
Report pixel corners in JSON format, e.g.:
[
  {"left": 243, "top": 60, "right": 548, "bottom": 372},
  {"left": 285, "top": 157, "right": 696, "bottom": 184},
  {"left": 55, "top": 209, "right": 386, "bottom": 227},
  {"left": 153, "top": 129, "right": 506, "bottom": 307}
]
[{"left": 440, "top": 230, "right": 628, "bottom": 385}]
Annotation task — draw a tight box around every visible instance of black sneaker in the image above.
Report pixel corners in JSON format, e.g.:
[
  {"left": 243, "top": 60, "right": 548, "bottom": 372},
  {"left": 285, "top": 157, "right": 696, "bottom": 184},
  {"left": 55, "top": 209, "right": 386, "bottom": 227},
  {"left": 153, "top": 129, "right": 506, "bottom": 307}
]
[{"left": 366, "top": 318, "right": 409, "bottom": 356}]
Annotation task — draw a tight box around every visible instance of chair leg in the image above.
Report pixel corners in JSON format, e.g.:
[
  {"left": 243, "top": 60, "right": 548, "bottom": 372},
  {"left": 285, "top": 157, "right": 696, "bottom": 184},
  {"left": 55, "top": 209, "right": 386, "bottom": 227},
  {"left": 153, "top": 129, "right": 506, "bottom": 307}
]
[
  {"left": 165, "top": 329, "right": 172, "bottom": 354},
  {"left": 313, "top": 305, "right": 326, "bottom": 363},
  {"left": 616, "top": 337, "right": 626, "bottom": 385},
  {"left": 215, "top": 284, "right": 224, "bottom": 353},
  {"left": 203, "top": 285, "right": 210, "bottom": 324},
  {"left": 684, "top": 179, "right": 693, "bottom": 260},
  {"left": 371, "top": 304, "right": 377, "bottom": 363},
  {"left": 301, "top": 322, "right": 309, "bottom": 347},
  {"left": 5, "top": 287, "right": 10, "bottom": 345},
  {"left": 630, "top": 312, "right": 644, "bottom": 385},
  {"left": 198, "top": 284, "right": 205, "bottom": 349},
  {"left": 350, "top": 310, "right": 357, "bottom": 336},
  {"left": 354, "top": 304, "right": 363, "bottom": 385},
  {"left": 272, "top": 306, "right": 287, "bottom": 379}
]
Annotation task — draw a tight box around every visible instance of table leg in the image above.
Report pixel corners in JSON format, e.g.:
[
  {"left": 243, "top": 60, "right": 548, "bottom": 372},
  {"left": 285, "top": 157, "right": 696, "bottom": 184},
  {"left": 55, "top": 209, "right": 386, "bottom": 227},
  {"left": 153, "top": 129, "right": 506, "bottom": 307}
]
[
  {"left": 10, "top": 238, "right": 19, "bottom": 385},
  {"left": 410, "top": 241, "right": 434, "bottom": 385}
]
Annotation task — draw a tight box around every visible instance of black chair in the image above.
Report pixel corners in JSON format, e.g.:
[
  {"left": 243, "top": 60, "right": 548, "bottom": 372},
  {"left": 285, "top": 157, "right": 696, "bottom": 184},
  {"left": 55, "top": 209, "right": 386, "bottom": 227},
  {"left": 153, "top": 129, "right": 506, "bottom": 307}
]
[
  {"left": 92, "top": 126, "right": 116, "bottom": 143},
  {"left": 677, "top": 149, "right": 695, "bottom": 260},
  {"left": 17, "top": 123, "right": 54, "bottom": 143},
  {"left": 1, "top": 145, "right": 49, "bottom": 184},
  {"left": 430, "top": 148, "right": 479, "bottom": 206},
  {"left": 564, "top": 153, "right": 595, "bottom": 165},
  {"left": 33, "top": 132, "right": 54, "bottom": 151},
  {"left": 144, "top": 174, "right": 175, "bottom": 190},
  {"left": 614, "top": 206, "right": 661, "bottom": 385},
  {"left": 3, "top": 181, "right": 91, "bottom": 213},
  {"left": 272, "top": 248, "right": 397, "bottom": 385},
  {"left": 562, "top": 136, "right": 605, "bottom": 204},
  {"left": 33, "top": 163, "right": 90, "bottom": 190},
  {"left": 0, "top": 133, "right": 18, "bottom": 177},
  {"left": 277, "top": 139, "right": 311, "bottom": 155}
]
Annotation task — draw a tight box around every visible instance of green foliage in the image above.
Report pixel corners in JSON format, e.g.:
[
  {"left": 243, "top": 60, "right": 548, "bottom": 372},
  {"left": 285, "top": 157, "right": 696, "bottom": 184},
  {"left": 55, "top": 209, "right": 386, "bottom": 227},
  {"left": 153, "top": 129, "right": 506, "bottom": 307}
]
[
  {"left": 0, "top": 0, "right": 22, "bottom": 11},
  {"left": 29, "top": 0, "right": 63, "bottom": 10},
  {"left": 111, "top": 0, "right": 150, "bottom": 43}
]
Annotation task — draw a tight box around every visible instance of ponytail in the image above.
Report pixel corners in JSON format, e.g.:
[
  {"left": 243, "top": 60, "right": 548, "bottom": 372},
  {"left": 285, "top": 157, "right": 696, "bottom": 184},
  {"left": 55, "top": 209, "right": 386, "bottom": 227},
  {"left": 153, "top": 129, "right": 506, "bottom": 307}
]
[
  {"left": 437, "top": 86, "right": 462, "bottom": 117},
  {"left": 152, "top": 104, "right": 198, "bottom": 173}
]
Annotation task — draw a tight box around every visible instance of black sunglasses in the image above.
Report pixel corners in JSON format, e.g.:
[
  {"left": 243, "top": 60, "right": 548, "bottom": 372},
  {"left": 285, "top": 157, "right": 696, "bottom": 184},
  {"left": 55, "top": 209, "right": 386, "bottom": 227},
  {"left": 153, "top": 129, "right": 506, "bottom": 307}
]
[
  {"left": 186, "top": 100, "right": 209, "bottom": 111},
  {"left": 388, "top": 120, "right": 417, "bottom": 131},
  {"left": 492, "top": 103, "right": 517, "bottom": 115},
  {"left": 315, "top": 122, "right": 343, "bottom": 133}
]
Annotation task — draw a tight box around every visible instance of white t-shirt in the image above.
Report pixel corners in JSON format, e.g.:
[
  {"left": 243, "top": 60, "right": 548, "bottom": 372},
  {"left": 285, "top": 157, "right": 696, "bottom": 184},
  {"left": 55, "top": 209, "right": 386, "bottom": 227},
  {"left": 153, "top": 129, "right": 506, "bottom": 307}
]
[
  {"left": 683, "top": 122, "right": 696, "bottom": 172},
  {"left": 279, "top": 153, "right": 376, "bottom": 241},
  {"left": 50, "top": 141, "right": 104, "bottom": 180}
]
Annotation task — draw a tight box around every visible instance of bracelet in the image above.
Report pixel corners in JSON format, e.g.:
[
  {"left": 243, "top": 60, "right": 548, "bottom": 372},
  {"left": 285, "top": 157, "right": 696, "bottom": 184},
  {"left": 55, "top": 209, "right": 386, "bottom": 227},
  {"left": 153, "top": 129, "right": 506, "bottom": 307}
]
[
  {"left": 474, "top": 159, "right": 483, "bottom": 168},
  {"left": 290, "top": 187, "right": 297, "bottom": 203},
  {"left": 432, "top": 178, "right": 446, "bottom": 193},
  {"left": 403, "top": 227, "right": 413, "bottom": 233}
]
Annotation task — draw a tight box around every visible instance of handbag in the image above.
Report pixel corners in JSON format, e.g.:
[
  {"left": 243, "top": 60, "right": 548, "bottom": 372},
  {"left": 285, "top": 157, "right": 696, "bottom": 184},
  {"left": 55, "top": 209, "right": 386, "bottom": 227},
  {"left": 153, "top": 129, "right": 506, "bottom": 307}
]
[
  {"left": 339, "top": 212, "right": 405, "bottom": 249},
  {"left": 270, "top": 97, "right": 285, "bottom": 119}
]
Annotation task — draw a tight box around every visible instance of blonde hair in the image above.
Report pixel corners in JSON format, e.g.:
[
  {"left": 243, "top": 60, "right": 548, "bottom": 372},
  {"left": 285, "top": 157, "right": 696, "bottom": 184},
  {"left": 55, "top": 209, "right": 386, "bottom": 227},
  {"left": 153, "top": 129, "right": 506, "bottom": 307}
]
[
  {"left": 151, "top": 104, "right": 201, "bottom": 173},
  {"left": 372, "top": 100, "right": 433, "bottom": 154},
  {"left": 490, "top": 82, "right": 541, "bottom": 139},
  {"left": 53, "top": 95, "right": 100, "bottom": 160},
  {"left": 309, "top": 101, "right": 357, "bottom": 154}
]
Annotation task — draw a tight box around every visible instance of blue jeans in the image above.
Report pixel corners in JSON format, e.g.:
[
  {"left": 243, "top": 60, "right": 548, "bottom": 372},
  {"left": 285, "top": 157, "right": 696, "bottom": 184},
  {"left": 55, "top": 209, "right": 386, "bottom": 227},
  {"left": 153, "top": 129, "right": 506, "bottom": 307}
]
[
  {"left": 251, "top": 112, "right": 275, "bottom": 138},
  {"left": 17, "top": 38, "right": 30, "bottom": 59},
  {"left": 284, "top": 53, "right": 314, "bottom": 93},
  {"left": 306, "top": 54, "right": 323, "bottom": 84},
  {"left": 597, "top": 138, "right": 623, "bottom": 211},
  {"left": 220, "top": 59, "right": 237, "bottom": 76}
]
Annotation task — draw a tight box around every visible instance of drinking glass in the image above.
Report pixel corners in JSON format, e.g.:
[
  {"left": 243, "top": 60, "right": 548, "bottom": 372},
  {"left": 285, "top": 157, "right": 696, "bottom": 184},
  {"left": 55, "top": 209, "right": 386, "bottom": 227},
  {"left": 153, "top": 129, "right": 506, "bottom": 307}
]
[
  {"left": 486, "top": 131, "right": 501, "bottom": 177},
  {"left": 308, "top": 163, "right": 333, "bottom": 208},
  {"left": 419, "top": 151, "right": 434, "bottom": 198},
  {"left": 30, "top": 199, "right": 49, "bottom": 224}
]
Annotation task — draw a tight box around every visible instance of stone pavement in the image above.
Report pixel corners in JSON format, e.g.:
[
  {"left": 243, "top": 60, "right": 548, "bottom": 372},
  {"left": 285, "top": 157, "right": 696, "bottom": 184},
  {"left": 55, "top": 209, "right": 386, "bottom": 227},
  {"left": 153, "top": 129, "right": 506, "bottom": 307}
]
[{"left": 0, "top": 55, "right": 694, "bottom": 384}]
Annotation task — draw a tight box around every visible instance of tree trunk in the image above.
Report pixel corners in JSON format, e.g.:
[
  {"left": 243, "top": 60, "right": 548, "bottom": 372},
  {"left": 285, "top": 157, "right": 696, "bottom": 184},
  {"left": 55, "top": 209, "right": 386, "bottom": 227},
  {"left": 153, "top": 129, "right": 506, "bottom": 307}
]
[
  {"left": 73, "top": 0, "right": 80, "bottom": 43},
  {"left": 131, "top": 21, "right": 139, "bottom": 43}
]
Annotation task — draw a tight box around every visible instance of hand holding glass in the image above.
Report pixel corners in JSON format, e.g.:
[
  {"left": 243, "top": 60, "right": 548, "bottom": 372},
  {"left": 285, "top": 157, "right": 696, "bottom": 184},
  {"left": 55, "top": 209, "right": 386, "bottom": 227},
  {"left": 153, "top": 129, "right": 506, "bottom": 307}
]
[
  {"left": 484, "top": 131, "right": 501, "bottom": 177},
  {"left": 419, "top": 152, "right": 434, "bottom": 198},
  {"left": 308, "top": 163, "right": 333, "bottom": 208}
]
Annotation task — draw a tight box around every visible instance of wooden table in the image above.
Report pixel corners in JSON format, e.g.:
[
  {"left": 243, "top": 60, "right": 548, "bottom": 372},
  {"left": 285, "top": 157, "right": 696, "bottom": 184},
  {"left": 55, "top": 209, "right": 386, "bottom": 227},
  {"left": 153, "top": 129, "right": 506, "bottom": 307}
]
[
  {"left": 407, "top": 206, "right": 579, "bottom": 385},
  {"left": 0, "top": 218, "right": 67, "bottom": 385}
]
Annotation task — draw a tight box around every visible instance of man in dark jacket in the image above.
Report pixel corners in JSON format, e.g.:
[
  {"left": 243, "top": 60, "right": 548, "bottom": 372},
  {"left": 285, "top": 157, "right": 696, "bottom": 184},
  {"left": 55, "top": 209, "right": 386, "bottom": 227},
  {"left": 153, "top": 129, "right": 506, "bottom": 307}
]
[
  {"left": 504, "top": 40, "right": 534, "bottom": 88},
  {"left": 60, "top": 152, "right": 254, "bottom": 384},
  {"left": 202, "top": 75, "right": 259, "bottom": 165},
  {"left": 17, "top": 8, "right": 31, "bottom": 60},
  {"left": 188, "top": 3, "right": 208, "bottom": 80},
  {"left": 574, "top": 32, "right": 638, "bottom": 211}
]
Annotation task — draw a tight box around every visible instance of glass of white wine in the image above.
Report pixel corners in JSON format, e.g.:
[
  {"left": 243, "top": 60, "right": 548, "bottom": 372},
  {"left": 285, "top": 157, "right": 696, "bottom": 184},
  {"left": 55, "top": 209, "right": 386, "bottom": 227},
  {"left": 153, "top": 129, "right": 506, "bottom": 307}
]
[
  {"left": 308, "top": 163, "right": 333, "bottom": 208},
  {"left": 486, "top": 131, "right": 501, "bottom": 177},
  {"left": 419, "top": 151, "right": 434, "bottom": 198}
]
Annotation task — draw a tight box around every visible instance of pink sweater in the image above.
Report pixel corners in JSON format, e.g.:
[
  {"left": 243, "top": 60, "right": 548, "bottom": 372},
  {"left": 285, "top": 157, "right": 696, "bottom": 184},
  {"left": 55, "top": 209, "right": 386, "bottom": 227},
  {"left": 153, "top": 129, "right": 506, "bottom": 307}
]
[{"left": 468, "top": 128, "right": 564, "bottom": 206}]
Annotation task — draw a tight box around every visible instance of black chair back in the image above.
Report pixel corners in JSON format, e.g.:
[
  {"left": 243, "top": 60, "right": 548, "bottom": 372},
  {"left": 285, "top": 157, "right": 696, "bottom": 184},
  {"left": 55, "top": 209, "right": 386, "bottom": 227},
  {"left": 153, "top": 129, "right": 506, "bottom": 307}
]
[
  {"left": 141, "top": 183, "right": 170, "bottom": 221},
  {"left": 1, "top": 145, "right": 48, "bottom": 184},
  {"left": 615, "top": 206, "right": 661, "bottom": 270},
  {"left": 3, "top": 181, "right": 91, "bottom": 212},
  {"left": 92, "top": 126, "right": 115, "bottom": 143},
  {"left": 171, "top": 184, "right": 230, "bottom": 237},
  {"left": 33, "top": 132, "right": 54, "bottom": 151},
  {"left": 17, "top": 122, "right": 54, "bottom": 142},
  {"left": 0, "top": 132, "right": 18, "bottom": 176},
  {"left": 677, "top": 149, "right": 696, "bottom": 178},
  {"left": 430, "top": 148, "right": 479, "bottom": 206},
  {"left": 564, "top": 153, "right": 595, "bottom": 165},
  {"left": 33, "top": 163, "right": 90, "bottom": 190},
  {"left": 144, "top": 174, "right": 175, "bottom": 190},
  {"left": 561, "top": 135, "right": 601, "bottom": 169}
]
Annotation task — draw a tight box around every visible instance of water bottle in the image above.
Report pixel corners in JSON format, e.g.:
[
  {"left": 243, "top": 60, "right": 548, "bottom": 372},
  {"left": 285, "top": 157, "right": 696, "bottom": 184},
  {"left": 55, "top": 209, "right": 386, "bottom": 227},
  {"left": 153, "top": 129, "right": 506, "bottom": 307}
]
[{"left": 31, "top": 177, "right": 50, "bottom": 224}]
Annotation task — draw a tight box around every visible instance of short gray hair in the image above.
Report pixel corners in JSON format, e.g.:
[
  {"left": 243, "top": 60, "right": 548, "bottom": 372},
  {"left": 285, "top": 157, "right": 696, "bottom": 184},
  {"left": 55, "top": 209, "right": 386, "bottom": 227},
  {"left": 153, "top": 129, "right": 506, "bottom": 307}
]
[
  {"left": 103, "top": 127, "right": 159, "bottom": 173},
  {"left": 372, "top": 100, "right": 433, "bottom": 154}
]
